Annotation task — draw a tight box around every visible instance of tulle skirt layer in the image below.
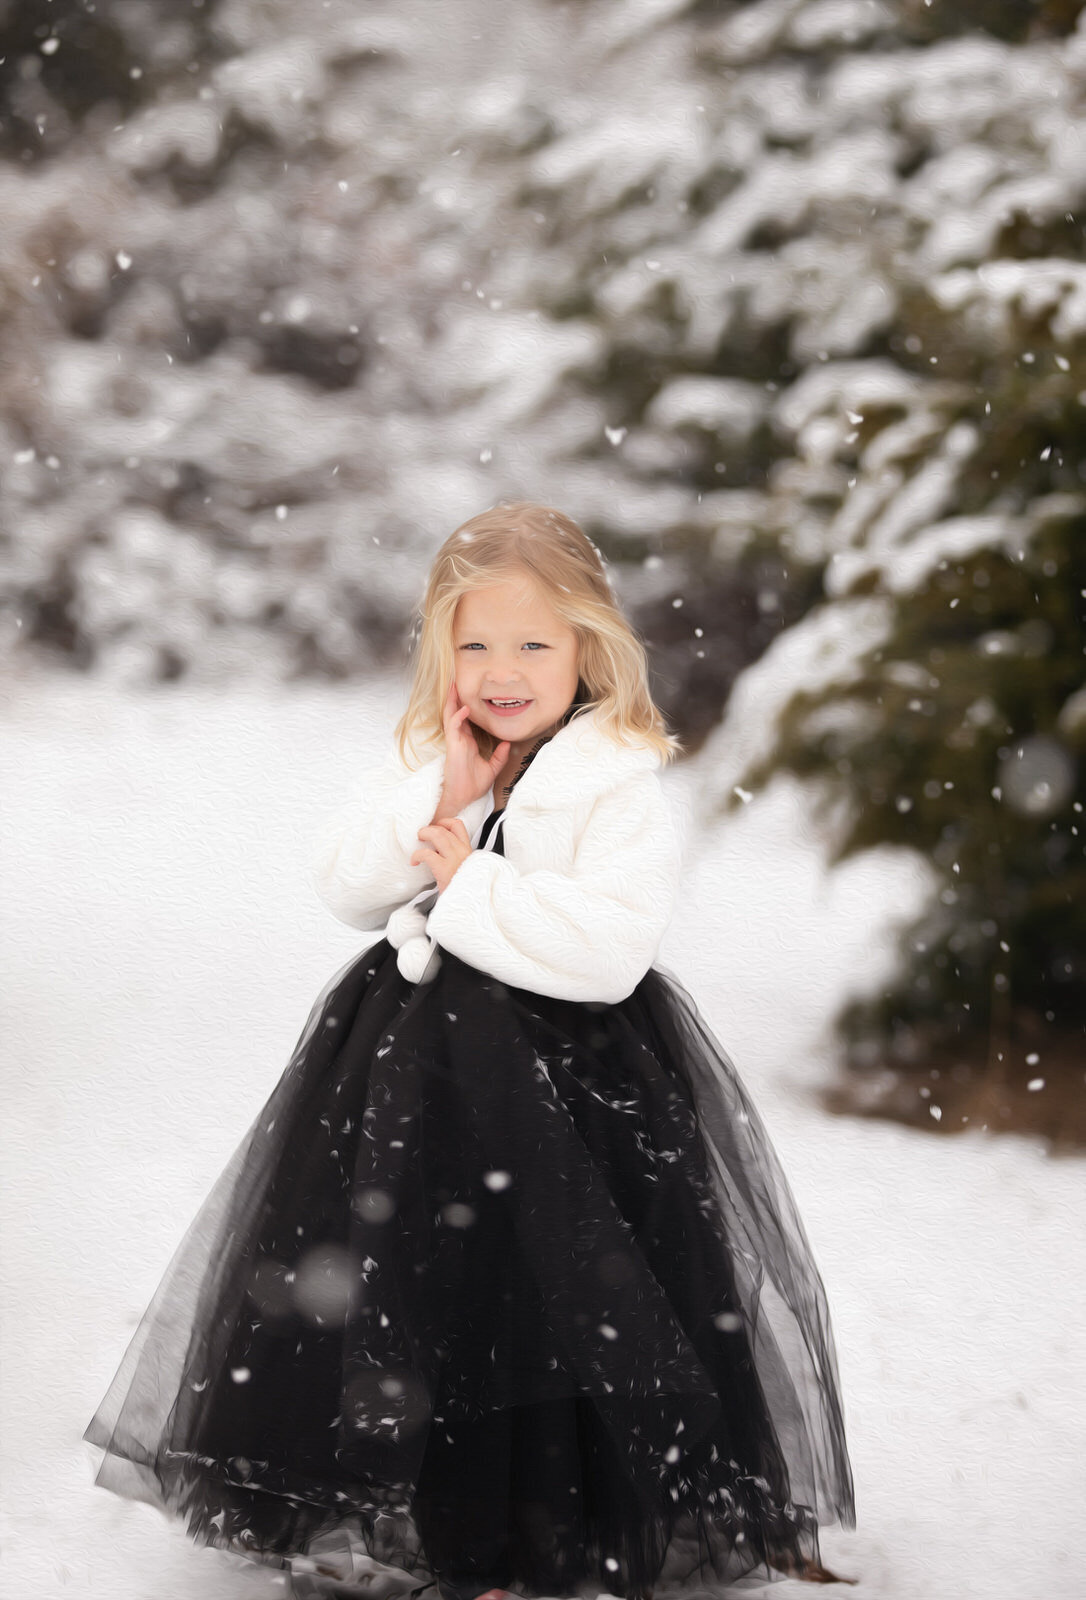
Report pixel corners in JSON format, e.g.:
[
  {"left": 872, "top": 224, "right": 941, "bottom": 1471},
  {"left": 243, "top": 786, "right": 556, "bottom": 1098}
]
[{"left": 84, "top": 939, "right": 855, "bottom": 1595}]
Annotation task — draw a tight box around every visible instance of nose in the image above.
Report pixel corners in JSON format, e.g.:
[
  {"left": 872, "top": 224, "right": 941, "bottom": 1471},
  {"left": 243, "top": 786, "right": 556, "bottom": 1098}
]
[{"left": 485, "top": 659, "right": 526, "bottom": 689}]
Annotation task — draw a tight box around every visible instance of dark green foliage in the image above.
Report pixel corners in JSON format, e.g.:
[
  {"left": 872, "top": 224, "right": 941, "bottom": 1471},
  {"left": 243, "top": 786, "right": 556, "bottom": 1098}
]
[
  {"left": 638, "top": 534, "right": 824, "bottom": 753},
  {"left": 725, "top": 486, "right": 1086, "bottom": 1142},
  {"left": 898, "top": 0, "right": 1086, "bottom": 44},
  {"left": 0, "top": 0, "right": 226, "bottom": 162}
]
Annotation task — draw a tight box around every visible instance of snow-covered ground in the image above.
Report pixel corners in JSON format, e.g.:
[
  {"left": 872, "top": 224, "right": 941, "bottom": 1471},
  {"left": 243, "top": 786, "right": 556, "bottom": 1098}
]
[{"left": 1, "top": 666, "right": 1082, "bottom": 1600}]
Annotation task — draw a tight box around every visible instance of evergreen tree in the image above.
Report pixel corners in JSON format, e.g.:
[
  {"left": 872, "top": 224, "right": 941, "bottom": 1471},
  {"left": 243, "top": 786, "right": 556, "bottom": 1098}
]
[{"left": 718, "top": 295, "right": 1086, "bottom": 1145}]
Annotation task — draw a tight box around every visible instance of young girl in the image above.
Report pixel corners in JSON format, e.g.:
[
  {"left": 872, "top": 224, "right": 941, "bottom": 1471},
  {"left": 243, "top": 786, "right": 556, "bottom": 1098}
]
[{"left": 84, "top": 502, "right": 856, "bottom": 1600}]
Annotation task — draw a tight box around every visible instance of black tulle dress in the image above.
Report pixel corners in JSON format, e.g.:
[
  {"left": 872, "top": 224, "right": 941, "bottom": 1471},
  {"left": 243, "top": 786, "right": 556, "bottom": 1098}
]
[{"left": 84, "top": 804, "right": 855, "bottom": 1598}]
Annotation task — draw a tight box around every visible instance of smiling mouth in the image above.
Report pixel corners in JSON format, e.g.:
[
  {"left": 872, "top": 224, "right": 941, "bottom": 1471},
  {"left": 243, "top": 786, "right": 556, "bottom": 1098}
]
[{"left": 486, "top": 698, "right": 532, "bottom": 709}]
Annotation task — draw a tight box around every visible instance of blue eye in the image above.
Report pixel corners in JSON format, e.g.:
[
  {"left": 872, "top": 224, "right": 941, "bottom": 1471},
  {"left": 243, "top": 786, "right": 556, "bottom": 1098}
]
[{"left": 457, "top": 642, "right": 548, "bottom": 651}]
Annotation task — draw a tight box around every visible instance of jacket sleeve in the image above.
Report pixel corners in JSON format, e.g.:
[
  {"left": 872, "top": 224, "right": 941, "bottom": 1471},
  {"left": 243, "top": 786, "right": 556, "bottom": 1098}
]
[
  {"left": 309, "top": 747, "right": 492, "bottom": 932},
  {"left": 424, "top": 771, "right": 681, "bottom": 1004}
]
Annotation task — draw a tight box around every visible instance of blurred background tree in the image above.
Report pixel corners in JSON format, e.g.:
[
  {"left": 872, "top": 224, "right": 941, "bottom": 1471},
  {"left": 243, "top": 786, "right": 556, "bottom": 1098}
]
[
  {"left": 2, "top": 0, "right": 1084, "bottom": 1141},
  {"left": 0, "top": 0, "right": 228, "bottom": 164}
]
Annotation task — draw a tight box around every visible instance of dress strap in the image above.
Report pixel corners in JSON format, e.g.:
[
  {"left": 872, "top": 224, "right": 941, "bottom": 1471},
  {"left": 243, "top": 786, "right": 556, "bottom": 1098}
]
[{"left": 477, "top": 807, "right": 506, "bottom": 855}]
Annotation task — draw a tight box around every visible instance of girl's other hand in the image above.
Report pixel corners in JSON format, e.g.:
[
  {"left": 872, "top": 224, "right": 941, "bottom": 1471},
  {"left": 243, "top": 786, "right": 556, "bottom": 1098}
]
[
  {"left": 437, "top": 681, "right": 510, "bottom": 814},
  {"left": 411, "top": 818, "right": 473, "bottom": 893}
]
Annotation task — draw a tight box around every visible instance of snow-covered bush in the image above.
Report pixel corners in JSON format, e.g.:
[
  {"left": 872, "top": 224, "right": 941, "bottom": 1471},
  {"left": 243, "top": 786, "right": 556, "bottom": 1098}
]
[{"left": 3, "top": 0, "right": 1084, "bottom": 711}]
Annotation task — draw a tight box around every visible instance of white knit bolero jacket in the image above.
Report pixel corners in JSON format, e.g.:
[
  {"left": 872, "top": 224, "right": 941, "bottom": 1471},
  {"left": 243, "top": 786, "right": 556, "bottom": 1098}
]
[{"left": 309, "top": 706, "right": 682, "bottom": 1005}]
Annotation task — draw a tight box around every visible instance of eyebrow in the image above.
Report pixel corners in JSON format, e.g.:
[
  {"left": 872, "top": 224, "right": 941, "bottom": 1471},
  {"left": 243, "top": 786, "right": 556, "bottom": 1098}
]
[{"left": 452, "top": 625, "right": 555, "bottom": 638}]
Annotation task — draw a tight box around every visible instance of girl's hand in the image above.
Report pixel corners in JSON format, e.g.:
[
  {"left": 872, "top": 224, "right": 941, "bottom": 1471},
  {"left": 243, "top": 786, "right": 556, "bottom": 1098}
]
[
  {"left": 437, "top": 681, "right": 510, "bottom": 815},
  {"left": 411, "top": 818, "right": 473, "bottom": 893}
]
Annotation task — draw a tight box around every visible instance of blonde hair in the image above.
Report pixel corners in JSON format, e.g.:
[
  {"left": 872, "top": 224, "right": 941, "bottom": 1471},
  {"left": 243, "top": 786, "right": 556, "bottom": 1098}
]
[{"left": 394, "top": 501, "right": 681, "bottom": 767}]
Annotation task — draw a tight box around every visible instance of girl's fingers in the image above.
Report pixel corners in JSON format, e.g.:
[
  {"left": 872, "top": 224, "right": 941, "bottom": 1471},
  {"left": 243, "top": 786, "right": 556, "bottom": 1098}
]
[
  {"left": 418, "top": 819, "right": 468, "bottom": 844},
  {"left": 443, "top": 701, "right": 471, "bottom": 742}
]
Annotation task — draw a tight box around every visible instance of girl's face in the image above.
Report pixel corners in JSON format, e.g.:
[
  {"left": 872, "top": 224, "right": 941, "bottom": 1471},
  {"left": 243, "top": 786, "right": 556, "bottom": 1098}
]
[{"left": 452, "top": 570, "right": 581, "bottom": 751}]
